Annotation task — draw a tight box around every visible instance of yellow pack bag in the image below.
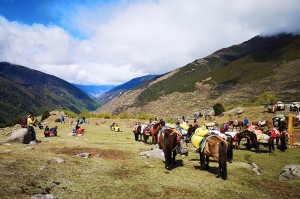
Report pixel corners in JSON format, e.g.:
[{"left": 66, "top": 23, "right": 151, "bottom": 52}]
[
  {"left": 180, "top": 123, "right": 189, "bottom": 131},
  {"left": 195, "top": 126, "right": 209, "bottom": 137},
  {"left": 191, "top": 135, "right": 204, "bottom": 149}
]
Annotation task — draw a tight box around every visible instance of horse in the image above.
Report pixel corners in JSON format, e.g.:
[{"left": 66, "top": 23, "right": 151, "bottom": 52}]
[
  {"left": 143, "top": 122, "right": 162, "bottom": 144},
  {"left": 229, "top": 120, "right": 243, "bottom": 131},
  {"left": 209, "top": 129, "right": 233, "bottom": 163},
  {"left": 132, "top": 123, "right": 142, "bottom": 141},
  {"left": 199, "top": 135, "right": 228, "bottom": 180},
  {"left": 252, "top": 120, "right": 273, "bottom": 129},
  {"left": 186, "top": 124, "right": 198, "bottom": 142},
  {"left": 236, "top": 130, "right": 274, "bottom": 153},
  {"left": 150, "top": 122, "right": 162, "bottom": 144},
  {"left": 159, "top": 128, "right": 179, "bottom": 170}
]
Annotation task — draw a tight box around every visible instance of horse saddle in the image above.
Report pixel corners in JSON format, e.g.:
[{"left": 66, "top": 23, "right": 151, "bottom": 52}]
[
  {"left": 258, "top": 120, "right": 266, "bottom": 126},
  {"left": 200, "top": 138, "right": 207, "bottom": 153}
]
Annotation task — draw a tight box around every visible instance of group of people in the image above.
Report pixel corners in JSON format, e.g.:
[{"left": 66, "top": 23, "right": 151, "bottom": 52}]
[{"left": 228, "top": 116, "right": 288, "bottom": 152}]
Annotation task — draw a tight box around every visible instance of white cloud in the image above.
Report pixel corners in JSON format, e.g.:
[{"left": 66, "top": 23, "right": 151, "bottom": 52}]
[{"left": 0, "top": 0, "right": 300, "bottom": 85}]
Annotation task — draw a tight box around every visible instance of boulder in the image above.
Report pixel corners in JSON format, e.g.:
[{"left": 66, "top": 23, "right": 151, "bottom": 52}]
[
  {"left": 76, "top": 153, "right": 90, "bottom": 158},
  {"left": 279, "top": 164, "right": 300, "bottom": 180},
  {"left": 5, "top": 128, "right": 34, "bottom": 144},
  {"left": 31, "top": 194, "right": 58, "bottom": 199}
]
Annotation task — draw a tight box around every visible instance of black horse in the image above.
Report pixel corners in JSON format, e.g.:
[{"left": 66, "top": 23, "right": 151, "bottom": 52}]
[
  {"left": 225, "top": 134, "right": 233, "bottom": 163},
  {"left": 236, "top": 130, "right": 274, "bottom": 153}
]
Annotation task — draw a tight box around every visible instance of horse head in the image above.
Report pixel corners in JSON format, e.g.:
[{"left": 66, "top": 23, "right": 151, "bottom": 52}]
[{"left": 150, "top": 122, "right": 162, "bottom": 135}]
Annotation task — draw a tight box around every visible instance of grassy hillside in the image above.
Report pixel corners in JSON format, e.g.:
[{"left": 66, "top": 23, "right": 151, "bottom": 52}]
[
  {"left": 97, "top": 34, "right": 300, "bottom": 116},
  {"left": 0, "top": 62, "right": 100, "bottom": 127}
]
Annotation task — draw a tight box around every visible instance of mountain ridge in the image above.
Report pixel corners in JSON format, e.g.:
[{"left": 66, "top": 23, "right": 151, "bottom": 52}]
[
  {"left": 96, "top": 33, "right": 300, "bottom": 117},
  {"left": 96, "top": 74, "right": 159, "bottom": 105},
  {"left": 0, "top": 62, "right": 100, "bottom": 126}
]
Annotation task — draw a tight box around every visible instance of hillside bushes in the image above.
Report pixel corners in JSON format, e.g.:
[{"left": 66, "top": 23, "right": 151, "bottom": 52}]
[
  {"left": 213, "top": 103, "right": 225, "bottom": 116},
  {"left": 254, "top": 92, "right": 277, "bottom": 105}
]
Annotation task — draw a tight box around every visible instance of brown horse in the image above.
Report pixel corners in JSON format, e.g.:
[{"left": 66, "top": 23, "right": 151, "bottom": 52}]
[
  {"left": 199, "top": 135, "right": 228, "bottom": 180},
  {"left": 186, "top": 124, "right": 198, "bottom": 142},
  {"left": 229, "top": 120, "right": 243, "bottom": 131},
  {"left": 143, "top": 122, "right": 162, "bottom": 144},
  {"left": 252, "top": 120, "right": 273, "bottom": 129},
  {"left": 159, "top": 128, "right": 179, "bottom": 170}
]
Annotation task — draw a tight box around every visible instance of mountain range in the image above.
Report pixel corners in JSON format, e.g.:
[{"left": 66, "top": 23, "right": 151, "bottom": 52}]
[
  {"left": 96, "top": 75, "right": 159, "bottom": 105},
  {"left": 96, "top": 33, "right": 300, "bottom": 117},
  {"left": 0, "top": 62, "right": 100, "bottom": 127},
  {"left": 72, "top": 84, "right": 116, "bottom": 98}
]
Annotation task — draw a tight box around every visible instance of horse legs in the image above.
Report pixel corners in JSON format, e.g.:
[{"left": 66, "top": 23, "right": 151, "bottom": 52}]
[
  {"left": 269, "top": 137, "right": 274, "bottom": 153},
  {"left": 164, "top": 151, "right": 172, "bottom": 170},
  {"left": 143, "top": 135, "right": 148, "bottom": 144},
  {"left": 236, "top": 136, "right": 241, "bottom": 150},
  {"left": 172, "top": 149, "right": 177, "bottom": 166},
  {"left": 227, "top": 137, "right": 233, "bottom": 163},
  {"left": 217, "top": 141, "right": 228, "bottom": 180},
  {"left": 280, "top": 133, "right": 287, "bottom": 152},
  {"left": 246, "top": 138, "right": 251, "bottom": 150},
  {"left": 199, "top": 151, "right": 207, "bottom": 170},
  {"left": 134, "top": 133, "right": 139, "bottom": 141},
  {"left": 152, "top": 135, "right": 157, "bottom": 145},
  {"left": 275, "top": 137, "right": 280, "bottom": 149}
]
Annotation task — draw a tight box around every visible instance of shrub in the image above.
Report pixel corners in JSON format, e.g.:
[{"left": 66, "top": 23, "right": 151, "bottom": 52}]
[
  {"left": 254, "top": 92, "right": 277, "bottom": 105},
  {"left": 41, "top": 111, "right": 51, "bottom": 121},
  {"left": 54, "top": 118, "right": 61, "bottom": 123},
  {"left": 213, "top": 103, "right": 225, "bottom": 116}
]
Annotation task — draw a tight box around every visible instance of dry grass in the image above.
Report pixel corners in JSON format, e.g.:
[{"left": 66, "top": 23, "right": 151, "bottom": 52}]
[{"left": 0, "top": 113, "right": 300, "bottom": 199}]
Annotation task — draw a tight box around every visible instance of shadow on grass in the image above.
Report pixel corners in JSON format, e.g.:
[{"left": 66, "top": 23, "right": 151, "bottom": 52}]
[{"left": 194, "top": 165, "right": 219, "bottom": 177}]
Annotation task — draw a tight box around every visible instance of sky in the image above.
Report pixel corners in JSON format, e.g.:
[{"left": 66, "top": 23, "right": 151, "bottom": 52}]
[{"left": 0, "top": 0, "right": 299, "bottom": 85}]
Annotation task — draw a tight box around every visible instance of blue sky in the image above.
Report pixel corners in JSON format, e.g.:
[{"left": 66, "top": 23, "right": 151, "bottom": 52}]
[{"left": 0, "top": 0, "right": 300, "bottom": 85}]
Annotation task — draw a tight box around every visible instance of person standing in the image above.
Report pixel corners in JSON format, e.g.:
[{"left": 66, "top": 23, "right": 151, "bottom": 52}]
[
  {"left": 27, "top": 113, "right": 37, "bottom": 142},
  {"left": 244, "top": 117, "right": 249, "bottom": 127},
  {"left": 278, "top": 118, "right": 287, "bottom": 152},
  {"left": 224, "top": 122, "right": 229, "bottom": 132},
  {"left": 61, "top": 115, "right": 65, "bottom": 124}
]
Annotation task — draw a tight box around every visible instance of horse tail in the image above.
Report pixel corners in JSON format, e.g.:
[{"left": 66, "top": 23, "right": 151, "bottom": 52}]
[
  {"left": 163, "top": 130, "right": 173, "bottom": 170},
  {"left": 227, "top": 136, "right": 233, "bottom": 163},
  {"left": 163, "top": 131, "right": 171, "bottom": 151},
  {"left": 219, "top": 141, "right": 227, "bottom": 180}
]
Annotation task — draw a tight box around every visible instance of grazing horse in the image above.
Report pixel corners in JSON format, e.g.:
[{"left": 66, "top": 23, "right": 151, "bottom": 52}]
[
  {"left": 199, "top": 135, "right": 228, "bottom": 180},
  {"left": 132, "top": 123, "right": 142, "bottom": 141},
  {"left": 159, "top": 128, "right": 179, "bottom": 170},
  {"left": 143, "top": 122, "right": 162, "bottom": 144}
]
